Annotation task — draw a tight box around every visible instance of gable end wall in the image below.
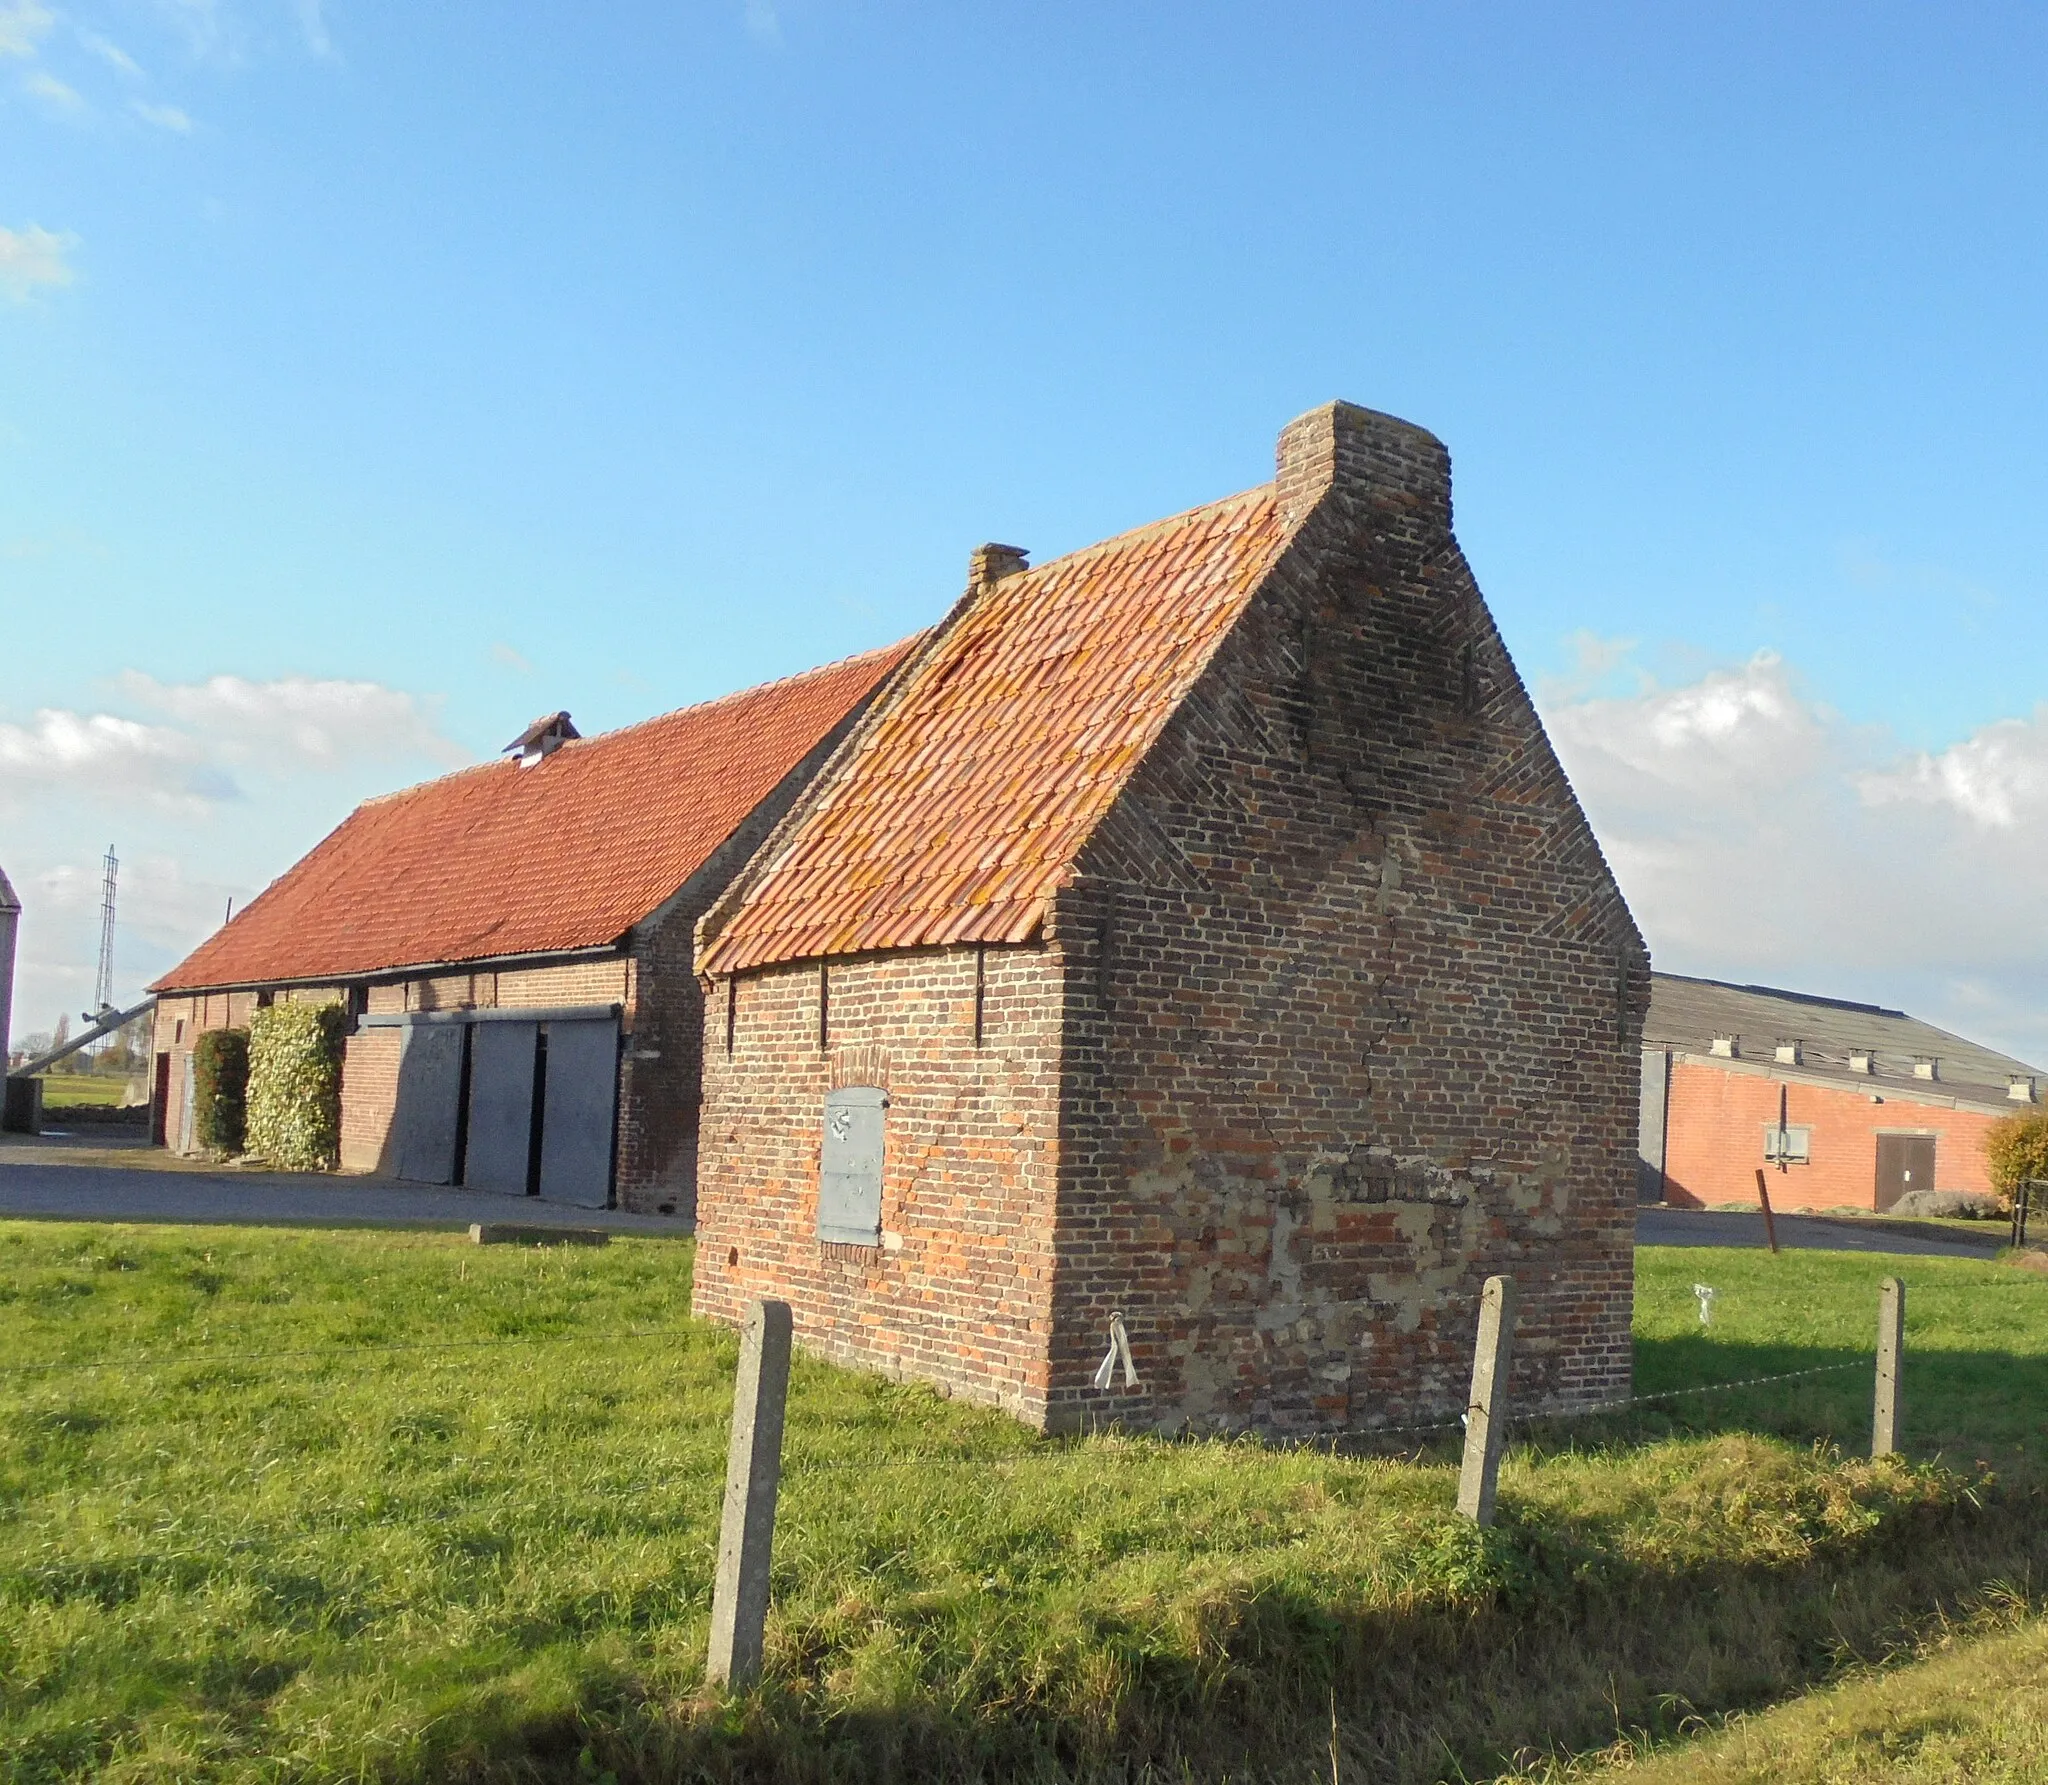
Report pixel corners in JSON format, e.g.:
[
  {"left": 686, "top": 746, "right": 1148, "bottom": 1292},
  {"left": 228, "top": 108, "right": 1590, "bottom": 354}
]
[{"left": 1045, "top": 421, "right": 1648, "bottom": 1434}]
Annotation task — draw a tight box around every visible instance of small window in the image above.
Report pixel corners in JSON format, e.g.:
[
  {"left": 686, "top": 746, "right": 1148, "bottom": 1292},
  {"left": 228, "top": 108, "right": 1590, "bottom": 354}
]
[
  {"left": 818, "top": 1086, "right": 887, "bottom": 1245},
  {"left": 1763, "top": 1124, "right": 1812, "bottom": 1164}
]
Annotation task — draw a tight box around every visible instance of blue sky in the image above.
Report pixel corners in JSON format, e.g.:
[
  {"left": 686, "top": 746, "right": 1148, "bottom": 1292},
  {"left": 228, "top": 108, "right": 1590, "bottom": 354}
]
[{"left": 6, "top": 2, "right": 2048, "bottom": 1063}]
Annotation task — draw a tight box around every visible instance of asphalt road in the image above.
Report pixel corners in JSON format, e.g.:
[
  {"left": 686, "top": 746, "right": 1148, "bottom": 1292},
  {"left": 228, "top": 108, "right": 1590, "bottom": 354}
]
[
  {"left": 0, "top": 1133, "right": 2008, "bottom": 1253},
  {"left": 0, "top": 1142, "right": 690, "bottom": 1235},
  {"left": 1636, "top": 1207, "right": 2004, "bottom": 1257}
]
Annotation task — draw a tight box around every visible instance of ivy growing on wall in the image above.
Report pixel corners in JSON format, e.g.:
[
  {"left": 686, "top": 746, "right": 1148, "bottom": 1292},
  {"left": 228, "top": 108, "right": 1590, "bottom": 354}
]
[
  {"left": 246, "top": 1002, "right": 347, "bottom": 1170},
  {"left": 190, "top": 1027, "right": 249, "bottom": 1156}
]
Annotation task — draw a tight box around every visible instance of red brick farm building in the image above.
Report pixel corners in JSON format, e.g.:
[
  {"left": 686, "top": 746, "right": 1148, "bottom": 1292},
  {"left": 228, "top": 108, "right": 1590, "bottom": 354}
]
[
  {"left": 1638, "top": 973, "right": 2045, "bottom": 1212},
  {"left": 149, "top": 644, "right": 911, "bottom": 1212},
  {"left": 692, "top": 402, "right": 1651, "bottom": 1437}
]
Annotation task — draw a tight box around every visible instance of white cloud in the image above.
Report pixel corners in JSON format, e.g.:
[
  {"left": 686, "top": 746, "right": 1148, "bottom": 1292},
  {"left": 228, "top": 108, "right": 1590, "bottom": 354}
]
[
  {"left": 1860, "top": 709, "right": 2048, "bottom": 830},
  {"left": 291, "top": 0, "right": 330, "bottom": 56},
  {"left": 0, "top": 0, "right": 51, "bottom": 58},
  {"left": 0, "top": 673, "right": 467, "bottom": 822},
  {"left": 115, "top": 671, "right": 467, "bottom": 772},
  {"left": 0, "top": 223, "right": 76, "bottom": 299},
  {"left": 80, "top": 30, "right": 143, "bottom": 76},
  {"left": 132, "top": 99, "right": 191, "bottom": 130},
  {"left": 490, "top": 641, "right": 533, "bottom": 673},
  {"left": 23, "top": 67, "right": 84, "bottom": 113},
  {"left": 1541, "top": 650, "right": 2048, "bottom": 1065},
  {"left": 0, "top": 709, "right": 229, "bottom": 815}
]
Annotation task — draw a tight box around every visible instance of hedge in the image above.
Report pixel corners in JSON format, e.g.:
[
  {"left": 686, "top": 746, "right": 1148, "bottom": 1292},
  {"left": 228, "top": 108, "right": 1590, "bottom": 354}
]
[
  {"left": 190, "top": 1027, "right": 249, "bottom": 1155},
  {"left": 245, "top": 1002, "right": 348, "bottom": 1171},
  {"left": 1986, "top": 1107, "right": 2048, "bottom": 1202}
]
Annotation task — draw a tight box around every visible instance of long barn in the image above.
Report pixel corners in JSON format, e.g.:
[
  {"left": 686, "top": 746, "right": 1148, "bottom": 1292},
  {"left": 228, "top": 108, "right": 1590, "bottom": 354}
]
[{"left": 149, "top": 643, "right": 912, "bottom": 1212}]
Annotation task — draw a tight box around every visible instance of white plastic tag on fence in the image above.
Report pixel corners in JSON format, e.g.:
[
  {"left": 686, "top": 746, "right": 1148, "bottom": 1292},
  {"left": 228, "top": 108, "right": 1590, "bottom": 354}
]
[
  {"left": 1694, "top": 1283, "right": 1718, "bottom": 1326},
  {"left": 1092, "top": 1311, "right": 1141, "bottom": 1391}
]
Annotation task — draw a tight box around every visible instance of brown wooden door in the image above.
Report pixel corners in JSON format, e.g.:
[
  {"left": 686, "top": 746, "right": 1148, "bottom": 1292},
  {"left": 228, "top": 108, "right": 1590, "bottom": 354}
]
[
  {"left": 150, "top": 1051, "right": 171, "bottom": 1147},
  {"left": 1874, "top": 1134, "right": 1936, "bottom": 1211}
]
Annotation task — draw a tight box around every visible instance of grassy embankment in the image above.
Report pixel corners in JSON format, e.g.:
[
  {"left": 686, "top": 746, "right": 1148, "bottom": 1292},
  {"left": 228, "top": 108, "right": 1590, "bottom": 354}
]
[
  {"left": 1536, "top": 1605, "right": 2048, "bottom": 1783},
  {"left": 2, "top": 1225, "right": 2046, "bottom": 1783}
]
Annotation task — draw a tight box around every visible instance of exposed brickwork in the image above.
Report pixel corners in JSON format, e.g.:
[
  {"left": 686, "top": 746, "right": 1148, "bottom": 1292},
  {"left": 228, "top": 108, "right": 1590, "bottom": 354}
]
[
  {"left": 692, "top": 944, "right": 1064, "bottom": 1422},
  {"left": 1660, "top": 1057, "right": 2002, "bottom": 1210},
  {"left": 695, "top": 402, "right": 1648, "bottom": 1436}
]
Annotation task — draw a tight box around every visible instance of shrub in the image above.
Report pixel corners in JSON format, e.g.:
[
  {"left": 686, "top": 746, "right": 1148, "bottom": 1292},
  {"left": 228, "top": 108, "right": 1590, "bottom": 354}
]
[
  {"left": 245, "top": 1001, "right": 348, "bottom": 1170},
  {"left": 190, "top": 1027, "right": 249, "bottom": 1155},
  {"left": 1985, "top": 1108, "right": 2048, "bottom": 1205}
]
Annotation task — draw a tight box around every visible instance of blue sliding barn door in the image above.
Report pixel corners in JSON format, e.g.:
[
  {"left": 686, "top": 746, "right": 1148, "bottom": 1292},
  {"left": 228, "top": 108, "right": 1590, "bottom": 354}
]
[
  {"left": 536, "top": 1017, "right": 618, "bottom": 1208},
  {"left": 464, "top": 1021, "right": 538, "bottom": 1195},
  {"left": 392, "top": 1023, "right": 465, "bottom": 1184}
]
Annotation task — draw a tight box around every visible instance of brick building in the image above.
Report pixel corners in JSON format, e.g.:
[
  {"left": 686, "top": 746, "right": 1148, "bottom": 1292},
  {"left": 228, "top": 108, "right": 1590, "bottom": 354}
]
[
  {"left": 692, "top": 401, "right": 1650, "bottom": 1437},
  {"left": 1639, "top": 973, "right": 2044, "bottom": 1211},
  {"left": 149, "top": 643, "right": 912, "bottom": 1212}
]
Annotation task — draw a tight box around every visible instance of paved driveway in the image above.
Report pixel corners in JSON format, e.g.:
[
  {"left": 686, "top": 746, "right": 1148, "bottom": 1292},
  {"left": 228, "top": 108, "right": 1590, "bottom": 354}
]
[
  {"left": 1637, "top": 1207, "right": 2004, "bottom": 1258},
  {"left": 0, "top": 1138, "right": 689, "bottom": 1235}
]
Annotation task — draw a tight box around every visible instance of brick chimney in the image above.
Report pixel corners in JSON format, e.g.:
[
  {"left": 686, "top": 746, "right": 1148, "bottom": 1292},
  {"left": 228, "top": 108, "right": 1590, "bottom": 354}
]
[
  {"left": 1275, "top": 400, "right": 1453, "bottom": 535},
  {"left": 968, "top": 543, "right": 1029, "bottom": 594}
]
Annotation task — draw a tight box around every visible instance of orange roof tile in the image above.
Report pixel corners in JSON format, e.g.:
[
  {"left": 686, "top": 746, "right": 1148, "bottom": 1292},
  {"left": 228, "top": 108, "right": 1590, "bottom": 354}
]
[
  {"left": 700, "top": 488, "right": 1288, "bottom": 975},
  {"left": 153, "top": 641, "right": 917, "bottom": 992}
]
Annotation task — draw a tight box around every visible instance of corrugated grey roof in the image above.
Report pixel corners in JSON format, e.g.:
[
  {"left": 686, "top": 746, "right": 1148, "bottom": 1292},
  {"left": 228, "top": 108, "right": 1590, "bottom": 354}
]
[{"left": 1646, "top": 973, "right": 2044, "bottom": 1113}]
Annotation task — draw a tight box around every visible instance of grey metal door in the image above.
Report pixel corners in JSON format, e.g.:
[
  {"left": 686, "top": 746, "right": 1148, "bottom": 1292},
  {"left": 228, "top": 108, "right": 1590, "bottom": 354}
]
[
  {"left": 1874, "top": 1133, "right": 1936, "bottom": 1212},
  {"left": 177, "top": 1053, "right": 195, "bottom": 1154},
  {"left": 464, "top": 1021, "right": 538, "bottom": 1195},
  {"left": 819, "top": 1085, "right": 887, "bottom": 1244},
  {"left": 537, "top": 1017, "right": 617, "bottom": 1207},
  {"left": 393, "top": 1022, "right": 465, "bottom": 1184}
]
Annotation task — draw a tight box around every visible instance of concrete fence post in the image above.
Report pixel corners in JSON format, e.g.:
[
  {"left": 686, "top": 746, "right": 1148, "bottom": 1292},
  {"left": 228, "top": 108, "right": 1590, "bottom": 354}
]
[
  {"left": 1456, "top": 1274, "right": 1517, "bottom": 1525},
  {"left": 1873, "top": 1276, "right": 1905, "bottom": 1459},
  {"left": 706, "top": 1297, "right": 793, "bottom": 1689}
]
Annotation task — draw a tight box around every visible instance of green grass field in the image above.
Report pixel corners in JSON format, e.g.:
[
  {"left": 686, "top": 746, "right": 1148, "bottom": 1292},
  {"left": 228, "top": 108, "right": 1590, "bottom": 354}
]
[
  {"left": 32, "top": 1076, "right": 131, "bottom": 1110},
  {"left": 2, "top": 1225, "right": 2045, "bottom": 1783}
]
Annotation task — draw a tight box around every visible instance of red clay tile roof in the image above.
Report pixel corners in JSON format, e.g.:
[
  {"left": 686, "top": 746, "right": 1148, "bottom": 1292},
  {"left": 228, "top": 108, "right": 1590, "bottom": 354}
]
[
  {"left": 153, "top": 641, "right": 917, "bottom": 992},
  {"left": 700, "top": 488, "right": 1289, "bottom": 975}
]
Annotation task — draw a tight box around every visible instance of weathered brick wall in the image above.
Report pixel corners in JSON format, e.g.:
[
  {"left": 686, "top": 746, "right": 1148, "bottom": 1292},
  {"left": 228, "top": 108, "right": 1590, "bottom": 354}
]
[
  {"left": 339, "top": 1028, "right": 401, "bottom": 1172},
  {"left": 1043, "top": 405, "right": 1648, "bottom": 1435},
  {"left": 617, "top": 903, "right": 700, "bottom": 1214},
  {"left": 1661, "top": 1057, "right": 2001, "bottom": 1210},
  {"left": 692, "top": 943, "right": 1064, "bottom": 1423}
]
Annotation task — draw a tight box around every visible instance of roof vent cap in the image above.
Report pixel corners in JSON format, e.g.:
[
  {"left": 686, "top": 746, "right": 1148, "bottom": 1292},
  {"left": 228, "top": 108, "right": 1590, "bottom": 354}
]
[
  {"left": 2011, "top": 1075, "right": 2038, "bottom": 1103},
  {"left": 504, "top": 711, "right": 580, "bottom": 768},
  {"left": 1710, "top": 1035, "right": 1737, "bottom": 1059},
  {"left": 1914, "top": 1056, "right": 1940, "bottom": 1081},
  {"left": 1775, "top": 1040, "right": 1802, "bottom": 1066},
  {"left": 967, "top": 544, "right": 1029, "bottom": 593},
  {"left": 1849, "top": 1049, "right": 1874, "bottom": 1074}
]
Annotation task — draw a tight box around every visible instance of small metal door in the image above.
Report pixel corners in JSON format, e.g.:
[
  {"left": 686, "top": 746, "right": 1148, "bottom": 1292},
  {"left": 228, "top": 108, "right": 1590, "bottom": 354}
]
[
  {"left": 536, "top": 1017, "right": 617, "bottom": 1208},
  {"left": 819, "top": 1085, "right": 887, "bottom": 1244},
  {"left": 393, "top": 1023, "right": 466, "bottom": 1184},
  {"left": 1874, "top": 1133, "right": 1936, "bottom": 1212},
  {"left": 464, "top": 1021, "right": 538, "bottom": 1195}
]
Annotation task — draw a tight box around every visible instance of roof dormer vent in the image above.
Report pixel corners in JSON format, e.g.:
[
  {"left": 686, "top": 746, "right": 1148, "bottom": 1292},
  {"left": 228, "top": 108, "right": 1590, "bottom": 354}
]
[
  {"left": 1914, "top": 1056, "right": 1940, "bottom": 1081},
  {"left": 504, "top": 711, "right": 580, "bottom": 769},
  {"left": 2011, "top": 1076, "right": 2037, "bottom": 1103},
  {"left": 1710, "top": 1035, "right": 1737, "bottom": 1059},
  {"left": 1775, "top": 1040, "right": 1802, "bottom": 1066},
  {"left": 1849, "top": 1049, "right": 1874, "bottom": 1074},
  {"left": 967, "top": 544, "right": 1029, "bottom": 594}
]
